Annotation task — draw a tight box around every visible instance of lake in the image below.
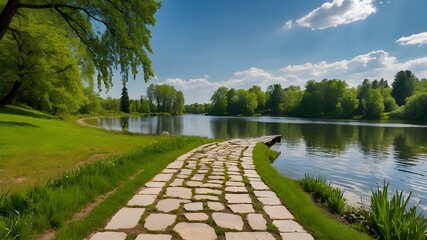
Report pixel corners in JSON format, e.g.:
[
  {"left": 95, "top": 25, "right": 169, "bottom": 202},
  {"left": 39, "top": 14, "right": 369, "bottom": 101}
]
[{"left": 90, "top": 115, "right": 427, "bottom": 211}]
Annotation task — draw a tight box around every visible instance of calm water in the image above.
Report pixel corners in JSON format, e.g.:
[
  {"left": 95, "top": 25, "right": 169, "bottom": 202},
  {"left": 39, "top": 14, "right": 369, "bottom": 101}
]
[{"left": 91, "top": 115, "right": 427, "bottom": 210}]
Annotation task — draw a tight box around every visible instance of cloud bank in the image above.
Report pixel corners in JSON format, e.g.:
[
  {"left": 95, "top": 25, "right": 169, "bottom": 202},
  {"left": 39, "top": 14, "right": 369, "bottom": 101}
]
[
  {"left": 289, "top": 0, "right": 376, "bottom": 30},
  {"left": 396, "top": 32, "right": 427, "bottom": 46}
]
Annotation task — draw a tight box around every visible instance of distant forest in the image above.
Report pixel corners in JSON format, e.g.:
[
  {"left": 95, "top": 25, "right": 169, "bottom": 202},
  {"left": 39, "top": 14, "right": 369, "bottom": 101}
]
[{"left": 185, "top": 70, "right": 427, "bottom": 121}]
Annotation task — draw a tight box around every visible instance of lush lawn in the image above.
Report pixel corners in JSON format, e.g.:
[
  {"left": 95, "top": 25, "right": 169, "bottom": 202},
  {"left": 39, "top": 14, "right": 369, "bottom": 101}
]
[
  {"left": 253, "top": 143, "right": 372, "bottom": 240},
  {"left": 0, "top": 107, "right": 163, "bottom": 191},
  {"left": 0, "top": 107, "right": 212, "bottom": 239}
]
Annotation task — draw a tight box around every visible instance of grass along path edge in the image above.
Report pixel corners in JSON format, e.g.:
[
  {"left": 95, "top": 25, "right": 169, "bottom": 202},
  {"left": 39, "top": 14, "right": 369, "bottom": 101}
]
[
  {"left": 53, "top": 138, "right": 212, "bottom": 240},
  {"left": 253, "top": 143, "right": 372, "bottom": 240}
]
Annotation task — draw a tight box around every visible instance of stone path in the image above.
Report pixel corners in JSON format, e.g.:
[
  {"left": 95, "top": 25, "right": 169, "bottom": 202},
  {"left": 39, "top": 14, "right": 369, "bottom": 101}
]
[{"left": 88, "top": 136, "right": 314, "bottom": 240}]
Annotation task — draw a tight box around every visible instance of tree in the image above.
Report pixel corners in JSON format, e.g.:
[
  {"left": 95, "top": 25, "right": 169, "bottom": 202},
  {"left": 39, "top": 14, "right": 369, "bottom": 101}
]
[
  {"left": 249, "top": 85, "right": 266, "bottom": 112},
  {"left": 120, "top": 83, "right": 130, "bottom": 113},
  {"left": 172, "top": 91, "right": 185, "bottom": 115},
  {"left": 210, "top": 86, "right": 228, "bottom": 115},
  {"left": 236, "top": 89, "right": 258, "bottom": 115},
  {"left": 226, "top": 88, "right": 238, "bottom": 115},
  {"left": 402, "top": 92, "right": 427, "bottom": 121},
  {"left": 337, "top": 89, "right": 359, "bottom": 118},
  {"left": 0, "top": 0, "right": 160, "bottom": 106},
  {"left": 268, "top": 84, "right": 285, "bottom": 115},
  {"left": 282, "top": 86, "right": 303, "bottom": 116},
  {"left": 139, "top": 96, "right": 151, "bottom": 114},
  {"left": 391, "top": 70, "right": 416, "bottom": 106},
  {"left": 0, "top": 11, "right": 85, "bottom": 116},
  {"left": 364, "top": 89, "right": 384, "bottom": 119}
]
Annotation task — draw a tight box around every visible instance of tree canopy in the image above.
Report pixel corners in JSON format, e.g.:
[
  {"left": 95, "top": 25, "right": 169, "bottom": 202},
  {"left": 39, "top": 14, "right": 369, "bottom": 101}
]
[{"left": 0, "top": 0, "right": 160, "bottom": 109}]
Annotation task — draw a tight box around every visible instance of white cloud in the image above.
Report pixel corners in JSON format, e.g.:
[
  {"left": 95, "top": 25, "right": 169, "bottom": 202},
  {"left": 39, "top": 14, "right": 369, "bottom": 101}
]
[
  {"left": 396, "top": 32, "right": 427, "bottom": 46},
  {"left": 282, "top": 20, "right": 293, "bottom": 30},
  {"left": 280, "top": 50, "right": 427, "bottom": 86},
  {"left": 296, "top": 0, "right": 376, "bottom": 30}
]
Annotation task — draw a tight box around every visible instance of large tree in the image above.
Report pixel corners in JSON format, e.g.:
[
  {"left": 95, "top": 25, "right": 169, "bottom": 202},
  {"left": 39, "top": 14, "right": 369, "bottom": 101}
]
[
  {"left": 120, "top": 83, "right": 130, "bottom": 113},
  {"left": 391, "top": 70, "right": 416, "bottom": 106},
  {"left": 0, "top": 0, "right": 160, "bottom": 106}
]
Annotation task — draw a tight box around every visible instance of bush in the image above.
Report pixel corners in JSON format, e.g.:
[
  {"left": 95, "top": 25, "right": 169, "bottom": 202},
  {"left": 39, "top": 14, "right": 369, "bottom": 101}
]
[
  {"left": 361, "top": 182, "right": 427, "bottom": 240},
  {"left": 299, "top": 175, "right": 346, "bottom": 215}
]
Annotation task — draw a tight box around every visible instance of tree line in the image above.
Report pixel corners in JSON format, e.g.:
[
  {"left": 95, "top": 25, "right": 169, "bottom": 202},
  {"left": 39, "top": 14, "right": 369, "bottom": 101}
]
[{"left": 189, "top": 70, "right": 427, "bottom": 121}]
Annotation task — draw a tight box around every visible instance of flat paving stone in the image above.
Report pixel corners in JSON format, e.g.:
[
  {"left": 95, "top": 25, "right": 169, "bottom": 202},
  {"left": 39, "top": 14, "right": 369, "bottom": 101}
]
[
  {"left": 247, "top": 213, "right": 267, "bottom": 230},
  {"left": 200, "top": 183, "right": 222, "bottom": 189},
  {"left": 229, "top": 175, "right": 243, "bottom": 181},
  {"left": 169, "top": 178, "right": 184, "bottom": 186},
  {"left": 212, "top": 212, "right": 243, "bottom": 230},
  {"left": 258, "top": 196, "right": 282, "bottom": 205},
  {"left": 225, "top": 193, "right": 252, "bottom": 204},
  {"left": 191, "top": 174, "right": 205, "bottom": 181},
  {"left": 90, "top": 232, "right": 127, "bottom": 240},
  {"left": 165, "top": 187, "right": 192, "bottom": 199},
  {"left": 195, "top": 188, "right": 222, "bottom": 195},
  {"left": 229, "top": 204, "right": 255, "bottom": 213},
  {"left": 105, "top": 207, "right": 145, "bottom": 230},
  {"left": 254, "top": 190, "right": 277, "bottom": 198},
  {"left": 225, "top": 232, "right": 275, "bottom": 240},
  {"left": 152, "top": 174, "right": 173, "bottom": 182},
  {"left": 145, "top": 181, "right": 167, "bottom": 188},
  {"left": 184, "top": 212, "right": 209, "bottom": 221},
  {"left": 144, "top": 213, "right": 176, "bottom": 231},
  {"left": 225, "top": 181, "right": 245, "bottom": 187},
  {"left": 167, "top": 161, "right": 184, "bottom": 169},
  {"left": 207, "top": 201, "right": 225, "bottom": 211},
  {"left": 264, "top": 205, "right": 294, "bottom": 220},
  {"left": 194, "top": 194, "right": 219, "bottom": 201},
  {"left": 138, "top": 187, "right": 163, "bottom": 195},
  {"left": 273, "top": 220, "right": 305, "bottom": 233},
  {"left": 250, "top": 181, "right": 269, "bottom": 190},
  {"left": 281, "top": 232, "right": 314, "bottom": 240},
  {"left": 162, "top": 169, "right": 178, "bottom": 174},
  {"left": 156, "top": 199, "right": 190, "bottom": 212},
  {"left": 174, "top": 222, "right": 217, "bottom": 240},
  {"left": 184, "top": 202, "right": 203, "bottom": 211},
  {"left": 127, "top": 194, "right": 156, "bottom": 207},
  {"left": 135, "top": 234, "right": 172, "bottom": 240},
  {"left": 186, "top": 181, "right": 202, "bottom": 187},
  {"left": 225, "top": 186, "right": 247, "bottom": 193}
]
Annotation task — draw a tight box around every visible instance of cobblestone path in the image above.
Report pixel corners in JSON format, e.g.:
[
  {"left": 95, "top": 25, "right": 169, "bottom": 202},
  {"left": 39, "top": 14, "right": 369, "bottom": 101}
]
[{"left": 88, "top": 136, "right": 314, "bottom": 240}]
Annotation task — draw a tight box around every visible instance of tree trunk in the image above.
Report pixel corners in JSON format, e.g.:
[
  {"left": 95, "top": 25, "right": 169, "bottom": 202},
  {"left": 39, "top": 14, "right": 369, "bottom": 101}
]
[
  {"left": 0, "top": 0, "right": 20, "bottom": 41},
  {"left": 0, "top": 80, "right": 22, "bottom": 108}
]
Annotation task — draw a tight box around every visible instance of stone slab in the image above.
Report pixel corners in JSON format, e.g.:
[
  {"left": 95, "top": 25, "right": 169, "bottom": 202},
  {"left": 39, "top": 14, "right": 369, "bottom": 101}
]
[
  {"left": 165, "top": 187, "right": 192, "bottom": 199},
  {"left": 264, "top": 206, "right": 294, "bottom": 220},
  {"left": 144, "top": 213, "right": 176, "bottom": 231},
  {"left": 195, "top": 188, "right": 222, "bottom": 195},
  {"left": 226, "top": 181, "right": 245, "bottom": 187},
  {"left": 258, "top": 196, "right": 282, "bottom": 205},
  {"left": 228, "top": 204, "right": 255, "bottom": 213},
  {"left": 152, "top": 174, "right": 173, "bottom": 182},
  {"left": 105, "top": 207, "right": 145, "bottom": 230},
  {"left": 225, "top": 193, "right": 252, "bottom": 204},
  {"left": 135, "top": 234, "right": 172, "bottom": 240},
  {"left": 156, "top": 199, "right": 190, "bottom": 212},
  {"left": 207, "top": 201, "right": 225, "bottom": 211},
  {"left": 169, "top": 178, "right": 184, "bottom": 186},
  {"left": 225, "top": 232, "right": 275, "bottom": 240},
  {"left": 145, "top": 181, "right": 167, "bottom": 188},
  {"left": 225, "top": 187, "right": 247, "bottom": 193},
  {"left": 280, "top": 232, "right": 314, "bottom": 240},
  {"left": 186, "top": 181, "right": 203, "bottom": 187},
  {"left": 174, "top": 222, "right": 217, "bottom": 240},
  {"left": 90, "top": 232, "right": 126, "bottom": 240},
  {"left": 138, "top": 187, "right": 163, "bottom": 195},
  {"left": 194, "top": 194, "right": 219, "bottom": 201},
  {"left": 184, "top": 212, "right": 209, "bottom": 221},
  {"left": 184, "top": 202, "right": 203, "bottom": 211},
  {"left": 127, "top": 194, "right": 156, "bottom": 207},
  {"left": 212, "top": 212, "right": 243, "bottom": 230},
  {"left": 247, "top": 213, "right": 267, "bottom": 231},
  {"left": 273, "top": 220, "right": 306, "bottom": 233},
  {"left": 250, "top": 181, "right": 269, "bottom": 190}
]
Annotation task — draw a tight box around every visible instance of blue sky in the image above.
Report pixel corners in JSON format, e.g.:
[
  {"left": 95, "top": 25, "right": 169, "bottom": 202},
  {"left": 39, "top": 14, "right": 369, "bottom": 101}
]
[{"left": 102, "top": 0, "right": 427, "bottom": 104}]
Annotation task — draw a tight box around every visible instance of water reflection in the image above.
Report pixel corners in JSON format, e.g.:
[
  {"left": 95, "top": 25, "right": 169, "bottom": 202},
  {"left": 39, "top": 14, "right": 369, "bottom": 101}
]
[{"left": 93, "top": 115, "right": 427, "bottom": 211}]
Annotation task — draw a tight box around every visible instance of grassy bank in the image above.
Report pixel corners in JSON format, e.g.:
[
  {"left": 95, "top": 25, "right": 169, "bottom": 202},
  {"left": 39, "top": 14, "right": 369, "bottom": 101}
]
[
  {"left": 0, "top": 107, "right": 211, "bottom": 239},
  {"left": 0, "top": 106, "right": 165, "bottom": 192},
  {"left": 253, "top": 143, "right": 372, "bottom": 240}
]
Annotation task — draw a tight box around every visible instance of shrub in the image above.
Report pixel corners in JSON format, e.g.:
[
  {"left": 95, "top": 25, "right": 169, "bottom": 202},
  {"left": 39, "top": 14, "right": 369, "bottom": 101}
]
[
  {"left": 361, "top": 182, "right": 427, "bottom": 240},
  {"left": 299, "top": 175, "right": 346, "bottom": 215}
]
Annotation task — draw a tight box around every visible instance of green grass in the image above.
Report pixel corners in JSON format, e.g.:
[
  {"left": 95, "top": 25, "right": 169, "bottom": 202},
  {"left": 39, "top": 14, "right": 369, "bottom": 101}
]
[
  {"left": 299, "top": 174, "right": 347, "bottom": 215},
  {"left": 361, "top": 182, "right": 427, "bottom": 240},
  {"left": 0, "top": 108, "right": 164, "bottom": 192},
  {"left": 253, "top": 143, "right": 372, "bottom": 240},
  {"left": 0, "top": 107, "right": 212, "bottom": 239}
]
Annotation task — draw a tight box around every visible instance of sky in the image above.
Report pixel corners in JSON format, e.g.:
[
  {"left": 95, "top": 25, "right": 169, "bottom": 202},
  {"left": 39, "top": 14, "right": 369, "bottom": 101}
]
[{"left": 102, "top": 0, "right": 427, "bottom": 104}]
